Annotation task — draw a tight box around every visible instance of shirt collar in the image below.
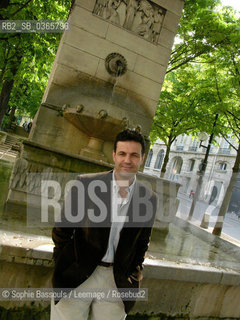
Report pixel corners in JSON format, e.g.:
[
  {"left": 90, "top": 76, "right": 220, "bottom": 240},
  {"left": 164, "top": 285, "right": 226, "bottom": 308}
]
[{"left": 112, "top": 170, "right": 136, "bottom": 193}]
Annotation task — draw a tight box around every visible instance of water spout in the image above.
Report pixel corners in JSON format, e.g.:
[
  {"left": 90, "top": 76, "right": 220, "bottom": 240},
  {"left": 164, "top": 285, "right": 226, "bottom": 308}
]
[{"left": 105, "top": 53, "right": 127, "bottom": 77}]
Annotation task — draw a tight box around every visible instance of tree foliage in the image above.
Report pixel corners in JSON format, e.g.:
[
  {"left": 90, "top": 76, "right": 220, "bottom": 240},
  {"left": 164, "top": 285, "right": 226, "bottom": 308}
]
[
  {"left": 151, "top": 1, "right": 240, "bottom": 171},
  {"left": 0, "top": 0, "right": 72, "bottom": 128},
  {"left": 150, "top": 2, "right": 240, "bottom": 235},
  {"left": 167, "top": 0, "right": 236, "bottom": 73},
  {"left": 151, "top": 61, "right": 229, "bottom": 176}
]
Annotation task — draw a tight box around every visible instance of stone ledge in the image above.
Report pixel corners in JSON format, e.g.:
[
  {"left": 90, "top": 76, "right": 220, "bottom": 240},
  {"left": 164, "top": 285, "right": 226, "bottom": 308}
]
[
  {"left": 144, "top": 258, "right": 240, "bottom": 286},
  {"left": 1, "top": 242, "right": 240, "bottom": 287},
  {"left": 0, "top": 244, "right": 54, "bottom": 267}
]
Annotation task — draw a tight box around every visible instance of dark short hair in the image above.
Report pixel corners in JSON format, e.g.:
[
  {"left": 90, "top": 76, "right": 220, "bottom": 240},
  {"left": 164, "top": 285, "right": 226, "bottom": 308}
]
[{"left": 113, "top": 129, "right": 145, "bottom": 155}]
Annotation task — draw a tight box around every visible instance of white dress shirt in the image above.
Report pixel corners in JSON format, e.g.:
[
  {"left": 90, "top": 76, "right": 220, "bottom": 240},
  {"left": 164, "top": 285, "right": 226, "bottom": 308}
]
[{"left": 101, "top": 171, "right": 136, "bottom": 263}]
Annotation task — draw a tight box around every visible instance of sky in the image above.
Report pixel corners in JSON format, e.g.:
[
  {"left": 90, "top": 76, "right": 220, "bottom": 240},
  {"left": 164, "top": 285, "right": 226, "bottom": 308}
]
[{"left": 221, "top": 0, "right": 240, "bottom": 12}]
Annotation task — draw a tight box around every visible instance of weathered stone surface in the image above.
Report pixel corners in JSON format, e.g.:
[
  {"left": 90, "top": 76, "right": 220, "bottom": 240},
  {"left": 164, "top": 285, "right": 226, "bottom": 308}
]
[
  {"left": 43, "top": 69, "right": 155, "bottom": 139},
  {"left": 220, "top": 286, "right": 240, "bottom": 318},
  {"left": 106, "top": 24, "right": 171, "bottom": 66},
  {"left": 158, "top": 27, "right": 176, "bottom": 48},
  {"left": 74, "top": 0, "right": 96, "bottom": 12},
  {"left": 163, "top": 10, "right": 181, "bottom": 33},
  {"left": 126, "top": 93, "right": 158, "bottom": 118},
  {"left": 220, "top": 271, "right": 240, "bottom": 286},
  {"left": 153, "top": 0, "right": 184, "bottom": 16},
  {"left": 30, "top": 105, "right": 87, "bottom": 155},
  {"left": 96, "top": 59, "right": 162, "bottom": 101},
  {"left": 69, "top": 6, "right": 109, "bottom": 38},
  {"left": 30, "top": 0, "right": 183, "bottom": 166},
  {"left": 191, "top": 284, "right": 228, "bottom": 318},
  {"left": 57, "top": 44, "right": 100, "bottom": 77},
  {"left": 144, "top": 259, "right": 224, "bottom": 284},
  {"left": 63, "top": 25, "right": 137, "bottom": 72},
  {"left": 134, "top": 55, "right": 167, "bottom": 83}
]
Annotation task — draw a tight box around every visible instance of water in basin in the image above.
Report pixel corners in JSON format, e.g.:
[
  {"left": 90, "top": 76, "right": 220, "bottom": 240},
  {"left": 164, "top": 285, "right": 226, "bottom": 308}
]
[{"left": 149, "top": 222, "right": 240, "bottom": 272}]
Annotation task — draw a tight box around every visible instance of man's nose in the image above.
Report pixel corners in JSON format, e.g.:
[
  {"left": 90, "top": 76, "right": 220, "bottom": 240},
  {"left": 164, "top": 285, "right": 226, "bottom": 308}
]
[{"left": 124, "top": 154, "right": 131, "bottom": 163}]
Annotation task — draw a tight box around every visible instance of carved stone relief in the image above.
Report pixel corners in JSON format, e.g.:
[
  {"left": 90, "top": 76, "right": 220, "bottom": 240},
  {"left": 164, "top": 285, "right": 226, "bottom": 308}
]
[
  {"left": 9, "top": 158, "right": 75, "bottom": 197},
  {"left": 93, "top": 0, "right": 166, "bottom": 43}
]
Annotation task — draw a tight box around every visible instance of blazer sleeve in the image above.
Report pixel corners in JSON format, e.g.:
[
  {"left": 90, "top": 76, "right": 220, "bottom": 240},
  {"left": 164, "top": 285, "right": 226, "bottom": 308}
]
[
  {"left": 52, "top": 176, "right": 78, "bottom": 262},
  {"left": 132, "top": 227, "right": 152, "bottom": 270},
  {"left": 52, "top": 226, "right": 74, "bottom": 262}
]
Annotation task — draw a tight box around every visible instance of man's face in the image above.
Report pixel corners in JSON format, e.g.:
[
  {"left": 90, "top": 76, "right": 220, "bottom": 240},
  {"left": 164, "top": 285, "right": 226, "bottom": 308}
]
[{"left": 113, "top": 140, "right": 145, "bottom": 180}]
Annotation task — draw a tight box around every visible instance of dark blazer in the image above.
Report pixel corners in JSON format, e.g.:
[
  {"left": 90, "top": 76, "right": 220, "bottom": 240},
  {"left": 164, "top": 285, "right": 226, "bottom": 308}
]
[{"left": 52, "top": 170, "right": 158, "bottom": 313}]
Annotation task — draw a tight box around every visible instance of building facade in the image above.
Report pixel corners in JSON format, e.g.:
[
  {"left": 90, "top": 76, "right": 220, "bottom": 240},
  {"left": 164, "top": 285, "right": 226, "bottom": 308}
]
[{"left": 144, "top": 134, "right": 237, "bottom": 207}]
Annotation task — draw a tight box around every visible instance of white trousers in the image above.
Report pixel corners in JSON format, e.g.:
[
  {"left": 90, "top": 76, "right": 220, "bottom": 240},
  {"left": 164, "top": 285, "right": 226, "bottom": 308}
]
[{"left": 50, "top": 266, "right": 126, "bottom": 320}]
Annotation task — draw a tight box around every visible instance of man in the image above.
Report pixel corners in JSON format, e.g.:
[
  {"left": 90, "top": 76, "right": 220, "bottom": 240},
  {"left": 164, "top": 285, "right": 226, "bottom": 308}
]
[{"left": 51, "top": 129, "right": 158, "bottom": 320}]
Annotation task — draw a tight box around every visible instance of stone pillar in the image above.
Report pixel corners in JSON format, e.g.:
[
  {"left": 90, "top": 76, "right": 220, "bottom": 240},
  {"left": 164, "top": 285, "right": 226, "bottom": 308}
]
[
  {"left": 29, "top": 0, "right": 184, "bottom": 163},
  {"left": 5, "top": 0, "right": 184, "bottom": 220}
]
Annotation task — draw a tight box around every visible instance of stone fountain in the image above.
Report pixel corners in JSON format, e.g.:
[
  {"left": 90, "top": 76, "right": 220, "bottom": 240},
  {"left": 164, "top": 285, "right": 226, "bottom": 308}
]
[
  {"left": 3, "top": 3, "right": 240, "bottom": 320},
  {"left": 5, "top": 0, "right": 184, "bottom": 227}
]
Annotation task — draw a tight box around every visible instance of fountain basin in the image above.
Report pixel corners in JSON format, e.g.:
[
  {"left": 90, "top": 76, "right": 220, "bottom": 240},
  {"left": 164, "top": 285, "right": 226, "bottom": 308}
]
[
  {"left": 63, "top": 108, "right": 128, "bottom": 160},
  {"left": 63, "top": 108, "right": 127, "bottom": 141}
]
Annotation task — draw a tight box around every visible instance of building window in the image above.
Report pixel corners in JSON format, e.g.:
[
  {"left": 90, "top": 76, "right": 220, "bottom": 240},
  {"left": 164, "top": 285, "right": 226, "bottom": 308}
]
[
  {"left": 218, "top": 147, "right": 231, "bottom": 154},
  {"left": 173, "top": 157, "right": 183, "bottom": 174},
  {"left": 169, "top": 157, "right": 183, "bottom": 181},
  {"left": 218, "top": 162, "right": 227, "bottom": 171},
  {"left": 145, "top": 149, "right": 153, "bottom": 167},
  {"left": 176, "top": 135, "right": 185, "bottom": 151},
  {"left": 189, "top": 159, "right": 195, "bottom": 172},
  {"left": 219, "top": 138, "right": 231, "bottom": 154},
  {"left": 154, "top": 149, "right": 164, "bottom": 169},
  {"left": 189, "top": 138, "right": 199, "bottom": 152}
]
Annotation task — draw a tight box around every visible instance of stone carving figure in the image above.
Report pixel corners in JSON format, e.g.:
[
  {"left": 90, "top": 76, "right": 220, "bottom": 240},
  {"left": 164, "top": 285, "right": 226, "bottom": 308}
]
[
  {"left": 103, "top": 0, "right": 121, "bottom": 25},
  {"left": 93, "top": 0, "right": 164, "bottom": 43},
  {"left": 135, "top": 0, "right": 154, "bottom": 41},
  {"left": 152, "top": 7, "right": 164, "bottom": 43},
  {"left": 93, "top": 0, "right": 109, "bottom": 17},
  {"left": 123, "top": 0, "right": 139, "bottom": 30}
]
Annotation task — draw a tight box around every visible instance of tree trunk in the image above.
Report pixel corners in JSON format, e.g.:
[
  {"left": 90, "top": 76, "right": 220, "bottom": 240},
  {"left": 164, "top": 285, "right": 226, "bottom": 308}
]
[
  {"left": 188, "top": 114, "right": 218, "bottom": 221},
  {"left": 160, "top": 140, "right": 172, "bottom": 178},
  {"left": 0, "top": 61, "right": 20, "bottom": 129},
  {"left": 212, "top": 142, "right": 240, "bottom": 236},
  {"left": 0, "top": 79, "right": 15, "bottom": 129}
]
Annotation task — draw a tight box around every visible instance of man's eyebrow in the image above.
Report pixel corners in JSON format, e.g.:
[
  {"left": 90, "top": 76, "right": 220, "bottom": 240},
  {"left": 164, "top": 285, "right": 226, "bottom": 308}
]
[
  {"left": 117, "top": 151, "right": 140, "bottom": 154},
  {"left": 131, "top": 152, "right": 140, "bottom": 156},
  {"left": 129, "top": 152, "right": 141, "bottom": 156}
]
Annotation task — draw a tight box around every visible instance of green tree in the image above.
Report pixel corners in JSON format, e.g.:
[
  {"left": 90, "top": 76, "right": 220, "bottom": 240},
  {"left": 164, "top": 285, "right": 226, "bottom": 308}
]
[
  {"left": 209, "top": 10, "right": 240, "bottom": 235},
  {"left": 0, "top": 0, "right": 72, "bottom": 128},
  {"left": 167, "top": 0, "right": 240, "bottom": 73},
  {"left": 151, "top": 61, "right": 227, "bottom": 178},
  {"left": 151, "top": 68, "right": 199, "bottom": 177}
]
